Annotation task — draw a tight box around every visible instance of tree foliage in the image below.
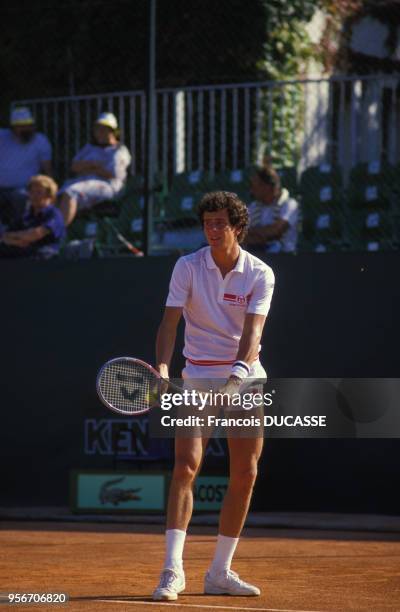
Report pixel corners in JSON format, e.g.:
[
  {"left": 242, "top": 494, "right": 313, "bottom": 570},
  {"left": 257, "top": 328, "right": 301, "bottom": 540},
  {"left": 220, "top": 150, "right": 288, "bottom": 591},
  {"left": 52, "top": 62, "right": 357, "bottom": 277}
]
[
  {"left": 256, "top": 1, "right": 322, "bottom": 166},
  {"left": 259, "top": 0, "right": 320, "bottom": 80}
]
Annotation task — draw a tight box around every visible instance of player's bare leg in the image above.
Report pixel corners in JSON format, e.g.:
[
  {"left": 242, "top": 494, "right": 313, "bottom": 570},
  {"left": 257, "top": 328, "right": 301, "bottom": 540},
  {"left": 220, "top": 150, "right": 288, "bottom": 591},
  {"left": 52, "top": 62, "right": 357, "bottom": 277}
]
[
  {"left": 153, "top": 435, "right": 208, "bottom": 601},
  {"left": 204, "top": 435, "right": 263, "bottom": 596},
  {"left": 59, "top": 193, "right": 78, "bottom": 226},
  {"left": 166, "top": 435, "right": 209, "bottom": 530},
  {"left": 219, "top": 435, "right": 263, "bottom": 536}
]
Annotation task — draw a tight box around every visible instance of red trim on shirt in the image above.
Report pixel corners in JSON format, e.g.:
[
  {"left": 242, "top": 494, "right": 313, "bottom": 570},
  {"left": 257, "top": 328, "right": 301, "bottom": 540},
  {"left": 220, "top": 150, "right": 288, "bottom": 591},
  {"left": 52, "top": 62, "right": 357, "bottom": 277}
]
[{"left": 223, "top": 293, "right": 252, "bottom": 305}]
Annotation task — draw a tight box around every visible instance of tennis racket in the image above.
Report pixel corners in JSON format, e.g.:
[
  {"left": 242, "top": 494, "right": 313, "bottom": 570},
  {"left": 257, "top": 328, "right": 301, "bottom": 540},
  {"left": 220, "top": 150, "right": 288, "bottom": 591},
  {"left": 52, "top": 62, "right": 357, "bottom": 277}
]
[
  {"left": 96, "top": 357, "right": 183, "bottom": 416},
  {"left": 97, "top": 357, "right": 266, "bottom": 417}
]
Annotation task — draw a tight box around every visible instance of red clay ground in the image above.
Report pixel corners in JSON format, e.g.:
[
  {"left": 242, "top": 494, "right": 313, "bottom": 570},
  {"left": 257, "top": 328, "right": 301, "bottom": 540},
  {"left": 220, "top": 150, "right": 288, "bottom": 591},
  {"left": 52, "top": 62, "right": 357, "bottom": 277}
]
[{"left": 1, "top": 521, "right": 399, "bottom": 611}]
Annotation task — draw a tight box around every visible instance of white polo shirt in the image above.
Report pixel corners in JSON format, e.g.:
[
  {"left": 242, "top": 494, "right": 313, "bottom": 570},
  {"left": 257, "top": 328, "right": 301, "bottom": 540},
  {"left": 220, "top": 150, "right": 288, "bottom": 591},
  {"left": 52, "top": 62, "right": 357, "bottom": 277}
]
[{"left": 166, "top": 246, "right": 275, "bottom": 363}]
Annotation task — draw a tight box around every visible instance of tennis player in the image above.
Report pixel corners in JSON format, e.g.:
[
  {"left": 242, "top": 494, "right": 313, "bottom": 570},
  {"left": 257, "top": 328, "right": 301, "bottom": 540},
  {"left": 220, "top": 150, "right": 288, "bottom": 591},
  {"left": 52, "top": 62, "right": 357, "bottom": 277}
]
[{"left": 152, "top": 191, "right": 275, "bottom": 601}]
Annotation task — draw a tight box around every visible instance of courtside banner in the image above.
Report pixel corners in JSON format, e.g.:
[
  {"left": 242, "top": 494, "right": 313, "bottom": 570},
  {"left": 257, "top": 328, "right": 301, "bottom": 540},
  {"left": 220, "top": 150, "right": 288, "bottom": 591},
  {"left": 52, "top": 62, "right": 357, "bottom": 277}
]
[
  {"left": 70, "top": 470, "right": 166, "bottom": 513},
  {"left": 193, "top": 476, "right": 229, "bottom": 511},
  {"left": 147, "top": 378, "right": 400, "bottom": 438},
  {"left": 83, "top": 417, "right": 171, "bottom": 459}
]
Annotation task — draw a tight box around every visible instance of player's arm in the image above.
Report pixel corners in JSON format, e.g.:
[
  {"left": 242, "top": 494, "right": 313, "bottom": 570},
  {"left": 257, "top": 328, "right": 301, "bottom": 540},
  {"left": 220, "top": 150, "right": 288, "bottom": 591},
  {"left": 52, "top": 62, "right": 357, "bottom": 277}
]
[
  {"left": 246, "top": 219, "right": 288, "bottom": 245},
  {"left": 223, "top": 313, "right": 266, "bottom": 390},
  {"left": 235, "top": 313, "right": 267, "bottom": 365},
  {"left": 225, "top": 264, "right": 274, "bottom": 390},
  {"left": 216, "top": 313, "right": 266, "bottom": 401},
  {"left": 156, "top": 306, "right": 183, "bottom": 379}
]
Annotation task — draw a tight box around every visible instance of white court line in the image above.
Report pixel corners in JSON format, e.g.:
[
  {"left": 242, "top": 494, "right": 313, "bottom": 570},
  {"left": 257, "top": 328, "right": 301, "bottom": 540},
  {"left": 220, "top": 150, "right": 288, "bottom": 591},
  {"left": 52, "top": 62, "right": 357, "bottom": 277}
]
[{"left": 97, "top": 599, "right": 323, "bottom": 612}]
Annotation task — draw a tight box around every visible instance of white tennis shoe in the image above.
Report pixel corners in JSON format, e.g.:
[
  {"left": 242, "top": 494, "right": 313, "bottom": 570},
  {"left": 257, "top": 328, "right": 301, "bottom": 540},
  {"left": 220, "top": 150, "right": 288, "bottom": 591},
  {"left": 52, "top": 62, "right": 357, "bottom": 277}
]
[
  {"left": 152, "top": 568, "right": 185, "bottom": 601},
  {"left": 204, "top": 569, "right": 261, "bottom": 596}
]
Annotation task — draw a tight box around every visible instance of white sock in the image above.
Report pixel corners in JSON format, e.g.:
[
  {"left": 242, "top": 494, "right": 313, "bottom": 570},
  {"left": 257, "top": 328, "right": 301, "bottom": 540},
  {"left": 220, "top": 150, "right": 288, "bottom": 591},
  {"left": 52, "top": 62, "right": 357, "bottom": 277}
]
[
  {"left": 209, "top": 534, "right": 239, "bottom": 575},
  {"left": 164, "top": 529, "right": 186, "bottom": 571}
]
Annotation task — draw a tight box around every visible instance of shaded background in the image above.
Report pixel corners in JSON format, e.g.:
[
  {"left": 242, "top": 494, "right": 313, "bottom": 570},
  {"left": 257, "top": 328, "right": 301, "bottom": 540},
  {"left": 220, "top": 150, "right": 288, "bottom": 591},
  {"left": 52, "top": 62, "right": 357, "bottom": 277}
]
[
  {"left": 1, "top": 0, "right": 400, "bottom": 519},
  {"left": 2, "top": 252, "right": 399, "bottom": 513}
]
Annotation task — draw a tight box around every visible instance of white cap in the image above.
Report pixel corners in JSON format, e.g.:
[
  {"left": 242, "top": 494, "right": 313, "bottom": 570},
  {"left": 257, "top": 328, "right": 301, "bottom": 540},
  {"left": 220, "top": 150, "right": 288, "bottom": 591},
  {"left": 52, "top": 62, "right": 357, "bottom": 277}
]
[
  {"left": 10, "top": 107, "right": 34, "bottom": 126},
  {"left": 96, "top": 112, "right": 118, "bottom": 130}
]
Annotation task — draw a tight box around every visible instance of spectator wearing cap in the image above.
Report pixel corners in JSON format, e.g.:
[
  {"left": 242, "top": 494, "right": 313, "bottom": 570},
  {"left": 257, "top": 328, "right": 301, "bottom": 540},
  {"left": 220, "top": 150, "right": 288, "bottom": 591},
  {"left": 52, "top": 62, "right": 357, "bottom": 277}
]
[
  {"left": 246, "top": 165, "right": 299, "bottom": 253},
  {"left": 0, "top": 174, "right": 65, "bottom": 259},
  {"left": 58, "top": 112, "right": 131, "bottom": 226},
  {"left": 0, "top": 107, "right": 53, "bottom": 226}
]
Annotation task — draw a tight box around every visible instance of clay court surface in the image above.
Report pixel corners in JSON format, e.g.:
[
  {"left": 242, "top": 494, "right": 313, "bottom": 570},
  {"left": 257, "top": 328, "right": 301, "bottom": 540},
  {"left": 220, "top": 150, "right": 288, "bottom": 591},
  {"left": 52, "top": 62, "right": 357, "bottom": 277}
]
[{"left": 1, "top": 521, "right": 399, "bottom": 611}]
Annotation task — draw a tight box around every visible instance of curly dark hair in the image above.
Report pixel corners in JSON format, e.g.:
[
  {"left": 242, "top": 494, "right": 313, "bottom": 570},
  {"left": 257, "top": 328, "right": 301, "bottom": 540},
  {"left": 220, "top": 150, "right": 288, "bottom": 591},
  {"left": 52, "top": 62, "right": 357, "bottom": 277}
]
[{"left": 197, "top": 191, "right": 249, "bottom": 243}]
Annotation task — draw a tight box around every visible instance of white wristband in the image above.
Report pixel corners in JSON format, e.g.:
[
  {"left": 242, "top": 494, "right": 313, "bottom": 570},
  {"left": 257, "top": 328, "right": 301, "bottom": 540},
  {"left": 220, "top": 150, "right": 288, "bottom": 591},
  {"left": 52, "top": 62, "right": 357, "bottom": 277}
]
[
  {"left": 231, "top": 361, "right": 250, "bottom": 379},
  {"left": 234, "top": 360, "right": 250, "bottom": 373}
]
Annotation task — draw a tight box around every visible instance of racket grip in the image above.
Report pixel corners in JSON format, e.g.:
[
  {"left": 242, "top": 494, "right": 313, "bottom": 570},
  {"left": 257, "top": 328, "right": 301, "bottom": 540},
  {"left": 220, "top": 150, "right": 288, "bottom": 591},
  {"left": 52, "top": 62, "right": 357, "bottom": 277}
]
[
  {"left": 117, "top": 231, "right": 144, "bottom": 256},
  {"left": 129, "top": 245, "right": 144, "bottom": 257}
]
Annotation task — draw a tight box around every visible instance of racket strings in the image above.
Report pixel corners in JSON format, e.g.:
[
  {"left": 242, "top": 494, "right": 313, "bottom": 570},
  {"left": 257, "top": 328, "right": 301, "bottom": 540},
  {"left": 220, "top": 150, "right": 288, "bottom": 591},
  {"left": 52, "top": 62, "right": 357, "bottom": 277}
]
[{"left": 98, "top": 360, "right": 157, "bottom": 414}]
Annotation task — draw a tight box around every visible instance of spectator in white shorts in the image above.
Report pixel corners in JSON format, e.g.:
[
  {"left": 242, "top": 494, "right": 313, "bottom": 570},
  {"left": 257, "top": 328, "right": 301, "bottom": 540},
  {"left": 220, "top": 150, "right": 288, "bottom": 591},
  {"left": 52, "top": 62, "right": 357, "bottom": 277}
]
[{"left": 58, "top": 112, "right": 131, "bottom": 226}]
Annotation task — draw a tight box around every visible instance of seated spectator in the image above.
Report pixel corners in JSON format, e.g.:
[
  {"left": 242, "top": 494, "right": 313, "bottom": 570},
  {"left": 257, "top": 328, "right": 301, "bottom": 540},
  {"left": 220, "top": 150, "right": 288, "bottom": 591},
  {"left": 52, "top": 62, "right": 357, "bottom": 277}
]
[
  {"left": 58, "top": 112, "right": 131, "bottom": 226},
  {"left": 246, "top": 165, "right": 299, "bottom": 253},
  {"left": 0, "top": 175, "right": 65, "bottom": 259},
  {"left": 0, "top": 107, "right": 52, "bottom": 227}
]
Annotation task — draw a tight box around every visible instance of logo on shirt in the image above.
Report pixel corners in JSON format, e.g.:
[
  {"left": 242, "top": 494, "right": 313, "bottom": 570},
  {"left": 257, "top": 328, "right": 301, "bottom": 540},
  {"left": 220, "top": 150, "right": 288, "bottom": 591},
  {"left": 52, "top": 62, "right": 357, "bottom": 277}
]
[{"left": 223, "top": 293, "right": 251, "bottom": 306}]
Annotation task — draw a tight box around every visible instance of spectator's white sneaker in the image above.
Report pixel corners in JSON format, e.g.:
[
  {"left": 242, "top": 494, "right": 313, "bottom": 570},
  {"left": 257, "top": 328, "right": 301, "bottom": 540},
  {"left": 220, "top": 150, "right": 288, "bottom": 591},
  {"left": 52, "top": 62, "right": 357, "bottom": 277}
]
[
  {"left": 152, "top": 568, "right": 185, "bottom": 601},
  {"left": 204, "top": 569, "right": 260, "bottom": 596}
]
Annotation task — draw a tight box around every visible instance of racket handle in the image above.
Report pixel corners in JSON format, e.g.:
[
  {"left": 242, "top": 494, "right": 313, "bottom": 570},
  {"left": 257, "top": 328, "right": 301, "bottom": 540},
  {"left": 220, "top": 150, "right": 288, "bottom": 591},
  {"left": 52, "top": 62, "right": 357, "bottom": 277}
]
[
  {"left": 128, "top": 244, "right": 144, "bottom": 257},
  {"left": 115, "top": 229, "right": 144, "bottom": 257},
  {"left": 104, "top": 217, "right": 144, "bottom": 256}
]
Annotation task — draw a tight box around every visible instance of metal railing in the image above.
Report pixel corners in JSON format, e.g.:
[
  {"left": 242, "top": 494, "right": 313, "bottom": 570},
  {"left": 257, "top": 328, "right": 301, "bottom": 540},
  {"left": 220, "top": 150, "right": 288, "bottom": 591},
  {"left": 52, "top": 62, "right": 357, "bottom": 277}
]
[
  {"left": 13, "top": 73, "right": 400, "bottom": 184},
  {"left": 12, "top": 73, "right": 400, "bottom": 256}
]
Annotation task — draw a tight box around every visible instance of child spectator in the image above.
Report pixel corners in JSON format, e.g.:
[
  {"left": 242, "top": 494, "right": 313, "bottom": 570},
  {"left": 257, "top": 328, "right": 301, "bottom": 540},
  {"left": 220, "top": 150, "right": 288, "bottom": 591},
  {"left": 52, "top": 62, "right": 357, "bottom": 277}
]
[{"left": 0, "top": 175, "right": 65, "bottom": 259}]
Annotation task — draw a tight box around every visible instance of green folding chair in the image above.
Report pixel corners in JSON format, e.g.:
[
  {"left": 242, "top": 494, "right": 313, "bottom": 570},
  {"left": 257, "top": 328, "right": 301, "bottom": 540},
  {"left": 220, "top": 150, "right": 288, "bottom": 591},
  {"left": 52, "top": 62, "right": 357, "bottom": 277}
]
[
  {"left": 276, "top": 166, "right": 299, "bottom": 197},
  {"left": 348, "top": 161, "right": 395, "bottom": 210},
  {"left": 300, "top": 164, "right": 344, "bottom": 212}
]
